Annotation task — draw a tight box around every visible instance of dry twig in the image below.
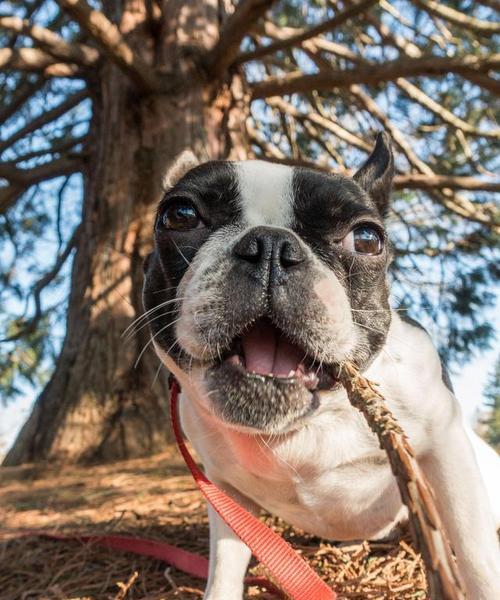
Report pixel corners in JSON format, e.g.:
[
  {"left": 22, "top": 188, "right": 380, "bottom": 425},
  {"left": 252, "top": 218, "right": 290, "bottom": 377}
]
[{"left": 339, "top": 361, "right": 466, "bottom": 600}]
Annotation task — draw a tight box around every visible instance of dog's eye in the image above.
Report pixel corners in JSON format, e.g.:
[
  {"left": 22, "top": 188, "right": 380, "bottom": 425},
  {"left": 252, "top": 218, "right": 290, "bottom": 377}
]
[
  {"left": 342, "top": 226, "right": 383, "bottom": 255},
  {"left": 162, "top": 203, "right": 202, "bottom": 231}
]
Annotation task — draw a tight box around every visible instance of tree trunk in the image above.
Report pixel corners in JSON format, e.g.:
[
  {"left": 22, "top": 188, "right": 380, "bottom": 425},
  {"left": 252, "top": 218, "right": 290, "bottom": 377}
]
[{"left": 4, "top": 0, "right": 249, "bottom": 465}]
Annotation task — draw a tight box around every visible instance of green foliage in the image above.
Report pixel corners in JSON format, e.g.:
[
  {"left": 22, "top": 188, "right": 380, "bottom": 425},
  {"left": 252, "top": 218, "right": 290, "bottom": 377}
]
[
  {"left": 0, "top": 316, "right": 52, "bottom": 403},
  {"left": 484, "top": 357, "right": 500, "bottom": 450}
]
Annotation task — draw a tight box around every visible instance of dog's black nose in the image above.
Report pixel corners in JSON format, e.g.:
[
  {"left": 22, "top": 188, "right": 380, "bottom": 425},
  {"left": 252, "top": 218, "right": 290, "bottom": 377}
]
[{"left": 233, "top": 226, "right": 306, "bottom": 282}]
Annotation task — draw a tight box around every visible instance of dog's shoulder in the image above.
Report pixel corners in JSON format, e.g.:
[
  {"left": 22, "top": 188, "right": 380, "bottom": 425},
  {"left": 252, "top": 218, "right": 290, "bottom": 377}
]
[{"left": 390, "top": 312, "right": 454, "bottom": 394}]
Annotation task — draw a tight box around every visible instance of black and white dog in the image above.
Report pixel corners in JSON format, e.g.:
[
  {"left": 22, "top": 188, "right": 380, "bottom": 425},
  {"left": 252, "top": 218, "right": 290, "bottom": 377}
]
[{"left": 143, "top": 134, "right": 500, "bottom": 599}]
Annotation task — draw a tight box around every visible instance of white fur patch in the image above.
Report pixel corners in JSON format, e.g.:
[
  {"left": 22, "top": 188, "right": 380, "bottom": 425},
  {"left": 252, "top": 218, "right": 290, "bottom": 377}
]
[{"left": 235, "top": 161, "right": 294, "bottom": 227}]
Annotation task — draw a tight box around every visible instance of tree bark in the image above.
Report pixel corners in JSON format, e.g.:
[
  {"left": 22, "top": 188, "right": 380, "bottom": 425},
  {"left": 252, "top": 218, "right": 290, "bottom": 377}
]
[{"left": 4, "top": 0, "right": 250, "bottom": 465}]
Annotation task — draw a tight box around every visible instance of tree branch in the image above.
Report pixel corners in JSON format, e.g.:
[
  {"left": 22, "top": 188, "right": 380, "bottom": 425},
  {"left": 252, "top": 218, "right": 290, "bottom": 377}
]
[
  {"left": 236, "top": 0, "right": 377, "bottom": 64},
  {"left": 413, "top": 0, "right": 500, "bottom": 37},
  {"left": 206, "top": 0, "right": 277, "bottom": 77},
  {"left": 460, "top": 71, "right": 500, "bottom": 95},
  {"left": 397, "top": 77, "right": 500, "bottom": 135},
  {"left": 0, "top": 16, "right": 99, "bottom": 66},
  {"left": 265, "top": 96, "right": 372, "bottom": 152},
  {"left": 0, "top": 77, "right": 45, "bottom": 125},
  {"left": 357, "top": 15, "right": 500, "bottom": 137},
  {"left": 1, "top": 224, "right": 81, "bottom": 343},
  {"left": 0, "top": 89, "right": 88, "bottom": 155},
  {"left": 58, "top": 0, "right": 160, "bottom": 92},
  {"left": 394, "top": 174, "right": 500, "bottom": 193},
  {"left": 251, "top": 53, "right": 500, "bottom": 98},
  {"left": 4, "top": 134, "right": 88, "bottom": 165},
  {"left": 0, "top": 47, "right": 80, "bottom": 75},
  {"left": 0, "top": 156, "right": 83, "bottom": 214}
]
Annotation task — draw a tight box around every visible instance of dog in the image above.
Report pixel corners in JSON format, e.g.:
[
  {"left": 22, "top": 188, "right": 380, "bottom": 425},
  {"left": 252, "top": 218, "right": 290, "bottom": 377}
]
[{"left": 143, "top": 133, "right": 500, "bottom": 599}]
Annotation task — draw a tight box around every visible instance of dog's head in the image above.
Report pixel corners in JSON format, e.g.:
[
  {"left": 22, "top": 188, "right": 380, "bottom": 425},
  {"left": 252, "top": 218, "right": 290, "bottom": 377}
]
[{"left": 143, "top": 133, "right": 394, "bottom": 433}]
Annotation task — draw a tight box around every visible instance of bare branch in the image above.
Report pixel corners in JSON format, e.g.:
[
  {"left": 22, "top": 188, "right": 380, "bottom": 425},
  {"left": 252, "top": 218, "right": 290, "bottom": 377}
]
[
  {"left": 206, "top": 0, "right": 277, "bottom": 76},
  {"left": 413, "top": 0, "right": 500, "bottom": 37},
  {"left": 460, "top": 71, "right": 500, "bottom": 95},
  {"left": 0, "top": 183, "right": 27, "bottom": 215},
  {"left": 58, "top": 0, "right": 160, "bottom": 92},
  {"left": 251, "top": 53, "right": 500, "bottom": 98},
  {"left": 394, "top": 174, "right": 500, "bottom": 193},
  {"left": 396, "top": 78, "right": 500, "bottom": 137},
  {"left": 4, "top": 134, "right": 88, "bottom": 165},
  {"left": 0, "top": 16, "right": 99, "bottom": 66},
  {"left": 358, "top": 15, "right": 500, "bottom": 136},
  {"left": 0, "top": 157, "right": 83, "bottom": 214},
  {"left": 0, "top": 47, "right": 80, "bottom": 75},
  {"left": 347, "top": 85, "right": 497, "bottom": 227},
  {"left": 0, "top": 89, "right": 88, "bottom": 155},
  {"left": 0, "top": 77, "right": 45, "bottom": 125},
  {"left": 1, "top": 224, "right": 81, "bottom": 343},
  {"left": 265, "top": 96, "right": 372, "bottom": 152},
  {"left": 236, "top": 0, "right": 377, "bottom": 64}
]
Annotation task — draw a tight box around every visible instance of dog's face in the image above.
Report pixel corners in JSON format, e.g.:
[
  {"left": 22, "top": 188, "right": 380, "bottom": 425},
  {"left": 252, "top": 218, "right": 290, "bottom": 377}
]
[{"left": 143, "top": 133, "right": 394, "bottom": 433}]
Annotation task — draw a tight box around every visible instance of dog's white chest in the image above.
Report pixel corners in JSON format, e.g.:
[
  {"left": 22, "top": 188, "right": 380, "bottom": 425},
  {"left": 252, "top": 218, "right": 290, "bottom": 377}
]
[{"left": 181, "top": 394, "right": 406, "bottom": 541}]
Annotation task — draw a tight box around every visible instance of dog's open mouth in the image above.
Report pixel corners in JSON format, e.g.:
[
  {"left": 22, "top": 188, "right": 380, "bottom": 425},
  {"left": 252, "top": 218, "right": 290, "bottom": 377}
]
[{"left": 219, "top": 318, "right": 337, "bottom": 392}]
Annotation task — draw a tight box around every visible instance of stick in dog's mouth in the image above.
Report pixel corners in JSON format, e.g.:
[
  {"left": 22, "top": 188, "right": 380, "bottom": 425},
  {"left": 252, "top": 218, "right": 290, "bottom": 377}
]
[{"left": 218, "top": 317, "right": 338, "bottom": 392}]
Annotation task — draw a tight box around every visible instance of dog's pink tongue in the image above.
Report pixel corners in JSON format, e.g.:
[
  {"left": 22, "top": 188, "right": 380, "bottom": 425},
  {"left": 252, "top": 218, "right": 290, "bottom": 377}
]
[{"left": 241, "top": 320, "right": 303, "bottom": 377}]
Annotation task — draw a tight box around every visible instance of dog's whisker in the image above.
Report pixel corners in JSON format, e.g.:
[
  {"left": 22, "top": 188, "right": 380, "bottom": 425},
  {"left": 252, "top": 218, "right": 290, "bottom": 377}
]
[
  {"left": 134, "top": 317, "right": 182, "bottom": 369},
  {"left": 121, "top": 297, "right": 187, "bottom": 337},
  {"left": 151, "top": 361, "right": 165, "bottom": 389},
  {"left": 171, "top": 238, "right": 190, "bottom": 266},
  {"left": 125, "top": 307, "right": 179, "bottom": 342}
]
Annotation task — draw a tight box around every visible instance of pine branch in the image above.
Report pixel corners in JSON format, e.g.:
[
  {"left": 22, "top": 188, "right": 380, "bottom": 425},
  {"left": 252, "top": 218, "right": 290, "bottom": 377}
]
[
  {"left": 339, "top": 361, "right": 466, "bottom": 600},
  {"left": 413, "top": 0, "right": 500, "bottom": 37},
  {"left": 236, "top": 0, "right": 377, "bottom": 64},
  {"left": 0, "top": 16, "right": 99, "bottom": 66},
  {"left": 0, "top": 89, "right": 87, "bottom": 155},
  {"left": 251, "top": 53, "right": 500, "bottom": 98},
  {"left": 206, "top": 0, "right": 277, "bottom": 76},
  {"left": 58, "top": 0, "right": 160, "bottom": 92},
  {"left": 0, "top": 47, "right": 80, "bottom": 75}
]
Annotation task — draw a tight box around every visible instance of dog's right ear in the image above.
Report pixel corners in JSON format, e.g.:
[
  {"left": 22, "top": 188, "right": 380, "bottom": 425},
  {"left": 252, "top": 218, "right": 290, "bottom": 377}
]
[
  {"left": 162, "top": 150, "right": 200, "bottom": 190},
  {"left": 353, "top": 132, "right": 394, "bottom": 216}
]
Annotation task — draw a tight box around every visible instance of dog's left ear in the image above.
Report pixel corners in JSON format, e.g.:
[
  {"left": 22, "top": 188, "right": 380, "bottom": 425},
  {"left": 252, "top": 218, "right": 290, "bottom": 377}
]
[
  {"left": 162, "top": 150, "right": 200, "bottom": 190},
  {"left": 353, "top": 132, "right": 394, "bottom": 216}
]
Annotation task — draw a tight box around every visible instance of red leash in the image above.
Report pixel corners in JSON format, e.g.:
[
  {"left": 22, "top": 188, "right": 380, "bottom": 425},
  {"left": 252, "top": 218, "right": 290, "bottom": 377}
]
[
  {"left": 170, "top": 378, "right": 336, "bottom": 600},
  {"left": 4, "top": 529, "right": 277, "bottom": 594}
]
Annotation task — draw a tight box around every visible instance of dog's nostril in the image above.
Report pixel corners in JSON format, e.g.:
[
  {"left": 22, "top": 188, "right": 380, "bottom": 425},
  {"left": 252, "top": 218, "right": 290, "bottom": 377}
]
[
  {"left": 233, "top": 235, "right": 262, "bottom": 264},
  {"left": 280, "top": 240, "right": 305, "bottom": 267}
]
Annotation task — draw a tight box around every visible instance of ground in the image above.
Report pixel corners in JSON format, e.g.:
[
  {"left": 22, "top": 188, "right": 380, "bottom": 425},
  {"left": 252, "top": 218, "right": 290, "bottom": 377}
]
[{"left": 0, "top": 447, "right": 428, "bottom": 599}]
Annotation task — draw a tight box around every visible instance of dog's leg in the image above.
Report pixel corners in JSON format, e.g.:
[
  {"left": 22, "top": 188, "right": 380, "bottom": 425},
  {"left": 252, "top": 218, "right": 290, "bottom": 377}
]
[
  {"left": 421, "top": 420, "right": 500, "bottom": 599},
  {"left": 204, "top": 483, "right": 257, "bottom": 600}
]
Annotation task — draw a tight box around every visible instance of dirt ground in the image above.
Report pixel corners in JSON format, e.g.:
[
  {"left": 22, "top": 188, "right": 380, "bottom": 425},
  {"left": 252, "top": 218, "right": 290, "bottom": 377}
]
[{"left": 0, "top": 448, "right": 428, "bottom": 599}]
